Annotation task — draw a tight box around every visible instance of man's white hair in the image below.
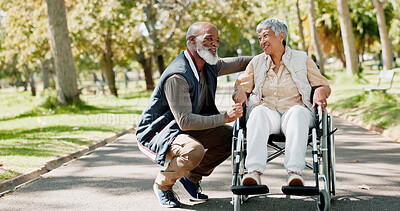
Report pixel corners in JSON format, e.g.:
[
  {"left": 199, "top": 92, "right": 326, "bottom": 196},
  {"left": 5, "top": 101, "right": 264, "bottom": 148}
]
[{"left": 256, "top": 18, "right": 288, "bottom": 44}]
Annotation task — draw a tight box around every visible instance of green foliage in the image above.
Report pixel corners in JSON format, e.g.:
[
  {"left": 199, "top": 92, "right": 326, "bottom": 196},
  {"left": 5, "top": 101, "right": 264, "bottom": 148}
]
[
  {"left": 329, "top": 69, "right": 400, "bottom": 132},
  {"left": 1, "top": 0, "right": 400, "bottom": 90},
  {"left": 34, "top": 90, "right": 96, "bottom": 115},
  {"left": 40, "top": 90, "right": 58, "bottom": 110},
  {"left": 314, "top": 0, "right": 395, "bottom": 62},
  {"left": 1, "top": 1, "right": 51, "bottom": 79},
  {"left": 68, "top": 0, "right": 133, "bottom": 72}
]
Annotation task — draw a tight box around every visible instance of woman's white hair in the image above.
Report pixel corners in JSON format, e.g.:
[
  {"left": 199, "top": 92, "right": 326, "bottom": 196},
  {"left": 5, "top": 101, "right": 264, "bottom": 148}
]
[{"left": 256, "top": 18, "right": 288, "bottom": 45}]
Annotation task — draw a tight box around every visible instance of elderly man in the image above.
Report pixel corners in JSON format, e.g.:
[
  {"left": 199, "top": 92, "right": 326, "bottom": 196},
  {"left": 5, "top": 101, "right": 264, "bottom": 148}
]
[
  {"left": 136, "top": 22, "right": 251, "bottom": 208},
  {"left": 233, "top": 18, "right": 331, "bottom": 187}
]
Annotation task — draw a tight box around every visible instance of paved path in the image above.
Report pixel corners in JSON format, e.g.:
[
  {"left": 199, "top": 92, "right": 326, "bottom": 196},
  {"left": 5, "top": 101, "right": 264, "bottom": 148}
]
[{"left": 1, "top": 83, "right": 400, "bottom": 210}]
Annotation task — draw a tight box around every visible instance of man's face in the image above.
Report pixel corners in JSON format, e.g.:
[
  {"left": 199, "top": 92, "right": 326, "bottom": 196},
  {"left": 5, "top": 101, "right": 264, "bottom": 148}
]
[{"left": 196, "top": 27, "right": 220, "bottom": 65}]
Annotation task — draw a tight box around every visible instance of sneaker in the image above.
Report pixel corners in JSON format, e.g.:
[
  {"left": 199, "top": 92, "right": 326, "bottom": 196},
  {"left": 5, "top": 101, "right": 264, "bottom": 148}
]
[
  {"left": 153, "top": 184, "right": 181, "bottom": 208},
  {"left": 177, "top": 177, "right": 208, "bottom": 201},
  {"left": 287, "top": 171, "right": 304, "bottom": 186},
  {"left": 242, "top": 171, "right": 261, "bottom": 186}
]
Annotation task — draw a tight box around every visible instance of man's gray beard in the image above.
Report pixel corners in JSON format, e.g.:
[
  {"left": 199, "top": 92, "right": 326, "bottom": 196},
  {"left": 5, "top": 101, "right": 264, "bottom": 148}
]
[{"left": 196, "top": 41, "right": 219, "bottom": 65}]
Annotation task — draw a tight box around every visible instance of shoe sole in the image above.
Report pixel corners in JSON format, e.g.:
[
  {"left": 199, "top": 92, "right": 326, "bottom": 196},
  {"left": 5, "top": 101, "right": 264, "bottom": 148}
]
[
  {"left": 242, "top": 177, "right": 259, "bottom": 186},
  {"left": 153, "top": 184, "right": 181, "bottom": 208},
  {"left": 175, "top": 180, "right": 208, "bottom": 202},
  {"left": 288, "top": 178, "right": 304, "bottom": 186}
]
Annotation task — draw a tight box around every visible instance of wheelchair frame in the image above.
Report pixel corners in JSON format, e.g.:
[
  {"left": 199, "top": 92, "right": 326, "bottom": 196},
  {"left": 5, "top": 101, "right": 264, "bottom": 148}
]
[{"left": 231, "top": 105, "right": 336, "bottom": 211}]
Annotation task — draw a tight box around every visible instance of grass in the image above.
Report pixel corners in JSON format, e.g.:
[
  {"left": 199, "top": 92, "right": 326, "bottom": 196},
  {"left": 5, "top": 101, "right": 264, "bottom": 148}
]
[
  {"left": 327, "top": 66, "right": 400, "bottom": 139},
  {"left": 0, "top": 83, "right": 151, "bottom": 182}
]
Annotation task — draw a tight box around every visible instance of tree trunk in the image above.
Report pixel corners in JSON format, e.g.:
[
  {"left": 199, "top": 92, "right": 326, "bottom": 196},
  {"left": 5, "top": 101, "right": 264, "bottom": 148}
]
[
  {"left": 372, "top": 0, "right": 392, "bottom": 70},
  {"left": 337, "top": 0, "right": 359, "bottom": 75},
  {"left": 42, "top": 61, "right": 50, "bottom": 90},
  {"left": 24, "top": 66, "right": 36, "bottom": 96},
  {"left": 102, "top": 28, "right": 118, "bottom": 97},
  {"left": 29, "top": 72, "right": 36, "bottom": 96},
  {"left": 23, "top": 66, "right": 36, "bottom": 96},
  {"left": 157, "top": 54, "right": 165, "bottom": 75},
  {"left": 308, "top": 0, "right": 325, "bottom": 75},
  {"left": 46, "top": 0, "right": 80, "bottom": 104},
  {"left": 138, "top": 52, "right": 154, "bottom": 90},
  {"left": 296, "top": 0, "right": 306, "bottom": 51}
]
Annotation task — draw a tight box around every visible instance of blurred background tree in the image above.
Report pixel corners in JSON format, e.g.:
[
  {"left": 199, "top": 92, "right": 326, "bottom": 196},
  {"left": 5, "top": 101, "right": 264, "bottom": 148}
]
[
  {"left": 1, "top": 0, "right": 51, "bottom": 96},
  {"left": 0, "top": 0, "right": 398, "bottom": 99},
  {"left": 46, "top": 0, "right": 80, "bottom": 104}
]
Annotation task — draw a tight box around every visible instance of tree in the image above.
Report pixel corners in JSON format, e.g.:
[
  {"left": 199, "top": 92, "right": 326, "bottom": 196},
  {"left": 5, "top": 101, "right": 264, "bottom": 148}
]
[
  {"left": 128, "top": 0, "right": 262, "bottom": 90},
  {"left": 315, "top": 1, "right": 346, "bottom": 65},
  {"left": 143, "top": 0, "right": 187, "bottom": 75},
  {"left": 350, "top": 0, "right": 380, "bottom": 62},
  {"left": 372, "top": 0, "right": 392, "bottom": 70},
  {"left": 69, "top": 0, "right": 130, "bottom": 97},
  {"left": 295, "top": 0, "right": 306, "bottom": 51},
  {"left": 1, "top": 0, "right": 51, "bottom": 95},
  {"left": 46, "top": 0, "right": 80, "bottom": 104},
  {"left": 337, "top": 0, "right": 358, "bottom": 75},
  {"left": 308, "top": 0, "right": 325, "bottom": 74}
]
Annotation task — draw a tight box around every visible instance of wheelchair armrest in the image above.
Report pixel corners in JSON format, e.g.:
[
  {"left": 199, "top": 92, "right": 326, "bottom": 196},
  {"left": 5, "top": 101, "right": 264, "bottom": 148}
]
[{"left": 237, "top": 103, "right": 247, "bottom": 129}]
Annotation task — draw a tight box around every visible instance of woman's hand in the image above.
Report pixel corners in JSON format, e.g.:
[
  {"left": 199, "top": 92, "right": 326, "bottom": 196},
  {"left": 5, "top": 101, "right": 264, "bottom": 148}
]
[
  {"left": 233, "top": 90, "right": 248, "bottom": 107},
  {"left": 312, "top": 85, "right": 331, "bottom": 113}
]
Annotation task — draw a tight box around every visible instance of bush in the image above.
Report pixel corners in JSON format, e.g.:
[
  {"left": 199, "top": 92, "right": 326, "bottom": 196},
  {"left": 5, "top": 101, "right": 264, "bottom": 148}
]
[{"left": 41, "top": 89, "right": 58, "bottom": 109}]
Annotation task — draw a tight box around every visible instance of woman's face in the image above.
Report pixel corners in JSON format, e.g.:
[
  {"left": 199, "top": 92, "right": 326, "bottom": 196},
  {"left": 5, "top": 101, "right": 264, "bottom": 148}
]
[{"left": 258, "top": 27, "right": 284, "bottom": 55}]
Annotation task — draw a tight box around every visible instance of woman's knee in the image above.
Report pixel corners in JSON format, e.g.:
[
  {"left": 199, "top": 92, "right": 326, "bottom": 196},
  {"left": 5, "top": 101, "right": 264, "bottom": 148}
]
[
  {"left": 249, "top": 105, "right": 266, "bottom": 117},
  {"left": 248, "top": 106, "right": 269, "bottom": 124},
  {"left": 287, "top": 105, "right": 311, "bottom": 120}
]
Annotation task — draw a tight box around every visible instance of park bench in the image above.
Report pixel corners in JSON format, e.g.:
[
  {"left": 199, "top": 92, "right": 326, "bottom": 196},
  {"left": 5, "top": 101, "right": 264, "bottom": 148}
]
[
  {"left": 78, "top": 82, "right": 106, "bottom": 95},
  {"left": 362, "top": 69, "right": 395, "bottom": 93}
]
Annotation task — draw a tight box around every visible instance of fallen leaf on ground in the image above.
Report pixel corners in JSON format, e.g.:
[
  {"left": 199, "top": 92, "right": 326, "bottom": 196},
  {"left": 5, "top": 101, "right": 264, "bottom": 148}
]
[{"left": 358, "top": 184, "right": 370, "bottom": 190}]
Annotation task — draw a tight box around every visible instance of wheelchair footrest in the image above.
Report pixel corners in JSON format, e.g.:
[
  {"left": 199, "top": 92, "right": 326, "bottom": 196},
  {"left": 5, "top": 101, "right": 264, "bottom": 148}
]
[
  {"left": 281, "top": 186, "right": 319, "bottom": 196},
  {"left": 231, "top": 185, "right": 269, "bottom": 195}
]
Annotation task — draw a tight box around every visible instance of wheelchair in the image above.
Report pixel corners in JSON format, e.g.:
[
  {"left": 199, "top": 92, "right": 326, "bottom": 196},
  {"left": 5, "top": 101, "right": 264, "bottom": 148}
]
[{"left": 231, "top": 103, "right": 337, "bottom": 211}]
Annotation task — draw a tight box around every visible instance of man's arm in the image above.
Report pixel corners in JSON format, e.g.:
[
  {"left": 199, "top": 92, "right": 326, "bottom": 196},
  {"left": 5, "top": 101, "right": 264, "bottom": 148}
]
[
  {"left": 217, "top": 56, "right": 253, "bottom": 76},
  {"left": 164, "top": 75, "right": 242, "bottom": 131}
]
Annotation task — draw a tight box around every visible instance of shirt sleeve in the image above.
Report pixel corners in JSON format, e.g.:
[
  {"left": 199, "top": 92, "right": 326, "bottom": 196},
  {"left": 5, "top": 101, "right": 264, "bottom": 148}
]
[
  {"left": 306, "top": 57, "right": 330, "bottom": 87},
  {"left": 163, "top": 74, "right": 225, "bottom": 131},
  {"left": 234, "top": 60, "right": 255, "bottom": 93},
  {"left": 217, "top": 56, "right": 253, "bottom": 76}
]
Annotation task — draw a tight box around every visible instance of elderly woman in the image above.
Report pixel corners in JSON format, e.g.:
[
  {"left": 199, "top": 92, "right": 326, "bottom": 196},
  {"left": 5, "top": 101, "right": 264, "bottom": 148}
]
[{"left": 233, "top": 18, "right": 331, "bottom": 186}]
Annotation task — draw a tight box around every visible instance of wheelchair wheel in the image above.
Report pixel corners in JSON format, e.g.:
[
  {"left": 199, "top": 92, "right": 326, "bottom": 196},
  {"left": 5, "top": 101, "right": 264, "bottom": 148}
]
[
  {"left": 317, "top": 189, "right": 331, "bottom": 211},
  {"left": 231, "top": 122, "right": 248, "bottom": 211},
  {"left": 320, "top": 111, "right": 337, "bottom": 199},
  {"left": 328, "top": 115, "right": 336, "bottom": 197},
  {"left": 233, "top": 194, "right": 241, "bottom": 211}
]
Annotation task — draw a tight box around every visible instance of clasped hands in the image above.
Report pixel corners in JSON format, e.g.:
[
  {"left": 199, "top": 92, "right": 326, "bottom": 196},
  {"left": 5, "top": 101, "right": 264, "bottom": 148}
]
[
  {"left": 224, "top": 103, "right": 243, "bottom": 123},
  {"left": 224, "top": 90, "right": 249, "bottom": 123}
]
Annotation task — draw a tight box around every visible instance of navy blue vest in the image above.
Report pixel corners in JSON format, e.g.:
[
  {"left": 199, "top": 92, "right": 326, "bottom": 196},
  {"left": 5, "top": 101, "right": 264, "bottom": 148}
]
[{"left": 136, "top": 52, "right": 219, "bottom": 166}]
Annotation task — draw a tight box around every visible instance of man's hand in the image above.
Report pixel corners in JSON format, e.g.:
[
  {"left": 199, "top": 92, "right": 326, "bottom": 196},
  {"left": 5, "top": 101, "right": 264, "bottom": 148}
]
[
  {"left": 312, "top": 85, "right": 331, "bottom": 113},
  {"left": 224, "top": 103, "right": 243, "bottom": 123},
  {"left": 233, "top": 90, "right": 248, "bottom": 107}
]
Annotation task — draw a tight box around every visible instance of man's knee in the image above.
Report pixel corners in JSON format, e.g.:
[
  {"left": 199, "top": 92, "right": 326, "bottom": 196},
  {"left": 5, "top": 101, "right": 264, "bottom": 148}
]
[{"left": 186, "top": 143, "right": 205, "bottom": 167}]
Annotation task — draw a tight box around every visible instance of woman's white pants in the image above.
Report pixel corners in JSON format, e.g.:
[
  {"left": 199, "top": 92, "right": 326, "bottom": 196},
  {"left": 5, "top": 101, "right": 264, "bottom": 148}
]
[{"left": 245, "top": 105, "right": 314, "bottom": 174}]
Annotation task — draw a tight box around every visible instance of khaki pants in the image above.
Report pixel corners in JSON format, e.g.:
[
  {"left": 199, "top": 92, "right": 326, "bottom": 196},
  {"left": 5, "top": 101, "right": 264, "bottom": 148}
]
[{"left": 155, "top": 125, "right": 232, "bottom": 191}]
